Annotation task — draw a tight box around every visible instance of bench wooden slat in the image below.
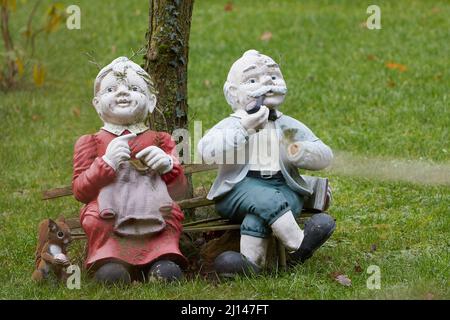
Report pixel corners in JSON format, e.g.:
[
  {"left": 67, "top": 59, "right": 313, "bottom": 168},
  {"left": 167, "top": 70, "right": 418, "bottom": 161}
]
[
  {"left": 67, "top": 225, "right": 243, "bottom": 240},
  {"left": 178, "top": 196, "right": 213, "bottom": 209},
  {"left": 65, "top": 218, "right": 241, "bottom": 239},
  {"left": 42, "top": 164, "right": 217, "bottom": 200},
  {"left": 184, "top": 224, "right": 240, "bottom": 233},
  {"left": 65, "top": 212, "right": 314, "bottom": 239},
  {"left": 65, "top": 217, "right": 239, "bottom": 233},
  {"left": 65, "top": 218, "right": 82, "bottom": 229},
  {"left": 42, "top": 186, "right": 73, "bottom": 200},
  {"left": 183, "top": 164, "right": 217, "bottom": 174}
]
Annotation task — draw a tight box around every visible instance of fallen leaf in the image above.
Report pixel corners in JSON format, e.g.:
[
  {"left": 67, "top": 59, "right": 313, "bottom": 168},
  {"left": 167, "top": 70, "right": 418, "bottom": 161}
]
[
  {"left": 4, "top": 0, "right": 16, "bottom": 12},
  {"left": 32, "top": 114, "right": 42, "bottom": 121},
  {"left": 431, "top": 7, "right": 441, "bottom": 14},
  {"left": 370, "top": 244, "right": 377, "bottom": 252},
  {"left": 134, "top": 9, "right": 141, "bottom": 16},
  {"left": 224, "top": 2, "right": 233, "bottom": 12},
  {"left": 359, "top": 21, "right": 367, "bottom": 28},
  {"left": 45, "top": 4, "right": 65, "bottom": 33},
  {"left": 72, "top": 107, "right": 81, "bottom": 117},
  {"left": 354, "top": 264, "right": 363, "bottom": 273},
  {"left": 203, "top": 79, "right": 211, "bottom": 88},
  {"left": 387, "top": 80, "right": 396, "bottom": 88},
  {"left": 33, "top": 63, "right": 46, "bottom": 87},
  {"left": 385, "top": 62, "right": 407, "bottom": 72},
  {"left": 425, "top": 292, "right": 434, "bottom": 300},
  {"left": 260, "top": 31, "right": 273, "bottom": 41},
  {"left": 15, "top": 58, "right": 24, "bottom": 76},
  {"left": 367, "top": 54, "right": 378, "bottom": 61},
  {"left": 22, "top": 29, "right": 32, "bottom": 39},
  {"left": 111, "top": 45, "right": 117, "bottom": 54},
  {"left": 331, "top": 272, "right": 352, "bottom": 287}
]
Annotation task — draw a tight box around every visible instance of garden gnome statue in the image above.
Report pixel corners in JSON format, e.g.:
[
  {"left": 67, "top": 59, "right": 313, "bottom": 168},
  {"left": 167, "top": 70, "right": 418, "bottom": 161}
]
[
  {"left": 198, "top": 50, "right": 336, "bottom": 276},
  {"left": 72, "top": 57, "right": 187, "bottom": 284}
]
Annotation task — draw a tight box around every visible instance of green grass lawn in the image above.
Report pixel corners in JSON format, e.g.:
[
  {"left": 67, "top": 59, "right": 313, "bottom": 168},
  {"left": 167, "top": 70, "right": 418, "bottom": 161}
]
[{"left": 0, "top": 0, "right": 449, "bottom": 299}]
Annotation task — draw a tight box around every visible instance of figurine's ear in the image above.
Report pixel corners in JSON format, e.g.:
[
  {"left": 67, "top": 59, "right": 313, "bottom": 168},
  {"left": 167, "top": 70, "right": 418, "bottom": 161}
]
[
  {"left": 147, "top": 93, "right": 157, "bottom": 114},
  {"left": 228, "top": 84, "right": 237, "bottom": 95},
  {"left": 57, "top": 215, "right": 65, "bottom": 223},
  {"left": 227, "top": 84, "right": 238, "bottom": 105},
  {"left": 92, "top": 97, "right": 100, "bottom": 109},
  {"left": 48, "top": 219, "right": 57, "bottom": 232}
]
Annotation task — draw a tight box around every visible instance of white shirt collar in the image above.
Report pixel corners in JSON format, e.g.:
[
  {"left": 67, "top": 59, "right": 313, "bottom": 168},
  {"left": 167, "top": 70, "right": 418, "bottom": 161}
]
[
  {"left": 230, "top": 108, "right": 283, "bottom": 119},
  {"left": 101, "top": 122, "right": 149, "bottom": 136}
]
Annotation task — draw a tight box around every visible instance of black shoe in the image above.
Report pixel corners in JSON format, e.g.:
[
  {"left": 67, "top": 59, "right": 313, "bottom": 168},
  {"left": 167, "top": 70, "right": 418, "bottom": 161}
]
[
  {"left": 147, "top": 260, "right": 183, "bottom": 282},
  {"left": 94, "top": 262, "right": 131, "bottom": 285},
  {"left": 290, "top": 213, "right": 336, "bottom": 264},
  {"left": 214, "top": 251, "right": 261, "bottom": 278}
]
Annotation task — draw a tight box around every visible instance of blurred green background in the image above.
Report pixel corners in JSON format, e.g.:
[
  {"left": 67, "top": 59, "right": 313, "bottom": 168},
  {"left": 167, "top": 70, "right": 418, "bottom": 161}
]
[{"left": 0, "top": 0, "right": 448, "bottom": 299}]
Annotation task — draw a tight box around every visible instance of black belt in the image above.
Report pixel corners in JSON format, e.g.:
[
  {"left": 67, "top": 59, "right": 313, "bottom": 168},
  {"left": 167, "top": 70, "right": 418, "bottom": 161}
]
[{"left": 247, "top": 170, "right": 283, "bottom": 179}]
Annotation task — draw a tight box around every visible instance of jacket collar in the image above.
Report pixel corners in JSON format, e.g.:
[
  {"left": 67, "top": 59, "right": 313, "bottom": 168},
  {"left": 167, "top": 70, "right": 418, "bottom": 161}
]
[
  {"left": 101, "top": 122, "right": 149, "bottom": 136},
  {"left": 230, "top": 108, "right": 283, "bottom": 120}
]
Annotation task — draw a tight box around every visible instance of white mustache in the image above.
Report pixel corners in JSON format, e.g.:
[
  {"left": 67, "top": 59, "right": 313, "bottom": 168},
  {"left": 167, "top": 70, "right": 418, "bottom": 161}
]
[{"left": 249, "top": 85, "right": 287, "bottom": 98}]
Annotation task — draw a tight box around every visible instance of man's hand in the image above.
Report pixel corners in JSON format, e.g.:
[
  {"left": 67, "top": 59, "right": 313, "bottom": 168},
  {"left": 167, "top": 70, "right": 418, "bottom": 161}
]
[
  {"left": 102, "top": 133, "right": 136, "bottom": 170},
  {"left": 136, "top": 146, "right": 173, "bottom": 174},
  {"left": 240, "top": 105, "right": 269, "bottom": 132}
]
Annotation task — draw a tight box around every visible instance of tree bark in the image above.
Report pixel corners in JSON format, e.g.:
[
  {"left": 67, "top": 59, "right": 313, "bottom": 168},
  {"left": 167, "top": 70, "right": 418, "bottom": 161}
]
[
  {"left": 0, "top": 4, "right": 17, "bottom": 89},
  {"left": 144, "top": 0, "right": 195, "bottom": 209},
  {"left": 144, "top": 0, "right": 194, "bottom": 134}
]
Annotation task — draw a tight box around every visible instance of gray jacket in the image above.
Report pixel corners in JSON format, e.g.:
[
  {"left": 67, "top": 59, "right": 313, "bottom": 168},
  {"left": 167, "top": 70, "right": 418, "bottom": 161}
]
[{"left": 198, "top": 110, "right": 333, "bottom": 200}]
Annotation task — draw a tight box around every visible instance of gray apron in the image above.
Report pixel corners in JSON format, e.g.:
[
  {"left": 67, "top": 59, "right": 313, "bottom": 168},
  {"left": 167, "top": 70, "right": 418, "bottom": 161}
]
[{"left": 97, "top": 161, "right": 173, "bottom": 237}]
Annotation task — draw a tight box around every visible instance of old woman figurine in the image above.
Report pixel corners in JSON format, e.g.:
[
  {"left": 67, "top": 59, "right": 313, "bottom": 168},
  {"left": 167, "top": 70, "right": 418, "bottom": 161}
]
[{"left": 72, "top": 57, "right": 187, "bottom": 284}]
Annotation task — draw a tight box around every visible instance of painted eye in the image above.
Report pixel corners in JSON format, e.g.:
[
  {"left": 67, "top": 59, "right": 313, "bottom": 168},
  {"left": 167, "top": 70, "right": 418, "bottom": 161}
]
[
  {"left": 131, "top": 85, "right": 139, "bottom": 92},
  {"left": 57, "top": 231, "right": 64, "bottom": 239},
  {"left": 249, "top": 79, "right": 256, "bottom": 84},
  {"left": 271, "top": 76, "right": 277, "bottom": 80},
  {"left": 107, "top": 87, "right": 113, "bottom": 93}
]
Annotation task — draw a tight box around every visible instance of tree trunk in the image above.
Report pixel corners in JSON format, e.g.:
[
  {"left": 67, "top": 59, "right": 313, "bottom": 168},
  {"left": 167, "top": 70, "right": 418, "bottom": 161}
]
[
  {"left": 144, "top": 0, "right": 193, "bottom": 134},
  {"left": 144, "top": 0, "right": 194, "bottom": 210},
  {"left": 0, "top": 4, "right": 17, "bottom": 89}
]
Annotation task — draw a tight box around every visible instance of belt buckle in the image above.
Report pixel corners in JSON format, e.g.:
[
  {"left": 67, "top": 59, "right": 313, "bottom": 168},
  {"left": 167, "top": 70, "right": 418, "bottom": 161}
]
[{"left": 260, "top": 170, "right": 273, "bottom": 179}]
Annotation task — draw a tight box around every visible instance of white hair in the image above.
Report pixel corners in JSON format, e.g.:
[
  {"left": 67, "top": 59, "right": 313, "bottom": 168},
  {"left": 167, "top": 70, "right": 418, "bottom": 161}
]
[
  {"left": 94, "top": 56, "right": 156, "bottom": 96},
  {"left": 223, "top": 50, "right": 263, "bottom": 110}
]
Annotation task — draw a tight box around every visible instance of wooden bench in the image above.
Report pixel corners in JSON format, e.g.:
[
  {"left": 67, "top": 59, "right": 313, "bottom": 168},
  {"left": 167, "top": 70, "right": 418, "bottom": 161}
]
[{"left": 42, "top": 164, "right": 326, "bottom": 269}]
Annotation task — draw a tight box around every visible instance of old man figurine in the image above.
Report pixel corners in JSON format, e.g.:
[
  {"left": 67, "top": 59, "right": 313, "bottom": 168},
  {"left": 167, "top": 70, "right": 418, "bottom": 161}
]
[
  {"left": 198, "top": 50, "right": 336, "bottom": 276},
  {"left": 72, "top": 57, "right": 187, "bottom": 284}
]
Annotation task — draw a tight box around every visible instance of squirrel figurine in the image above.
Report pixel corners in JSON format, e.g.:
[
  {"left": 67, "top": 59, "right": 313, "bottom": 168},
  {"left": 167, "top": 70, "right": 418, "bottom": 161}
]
[{"left": 32, "top": 217, "right": 72, "bottom": 282}]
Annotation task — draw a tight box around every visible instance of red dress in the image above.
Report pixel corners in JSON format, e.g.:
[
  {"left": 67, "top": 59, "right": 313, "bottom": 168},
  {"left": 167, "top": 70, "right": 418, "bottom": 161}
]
[{"left": 72, "top": 129, "right": 188, "bottom": 271}]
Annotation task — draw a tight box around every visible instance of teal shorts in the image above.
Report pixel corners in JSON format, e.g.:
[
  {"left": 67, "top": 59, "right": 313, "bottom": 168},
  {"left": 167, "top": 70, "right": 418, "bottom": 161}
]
[{"left": 215, "top": 175, "right": 304, "bottom": 238}]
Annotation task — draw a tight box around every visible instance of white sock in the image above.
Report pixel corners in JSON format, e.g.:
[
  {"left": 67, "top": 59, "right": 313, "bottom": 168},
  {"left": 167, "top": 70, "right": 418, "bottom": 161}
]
[
  {"left": 270, "top": 210, "right": 304, "bottom": 252},
  {"left": 240, "top": 235, "right": 269, "bottom": 268}
]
